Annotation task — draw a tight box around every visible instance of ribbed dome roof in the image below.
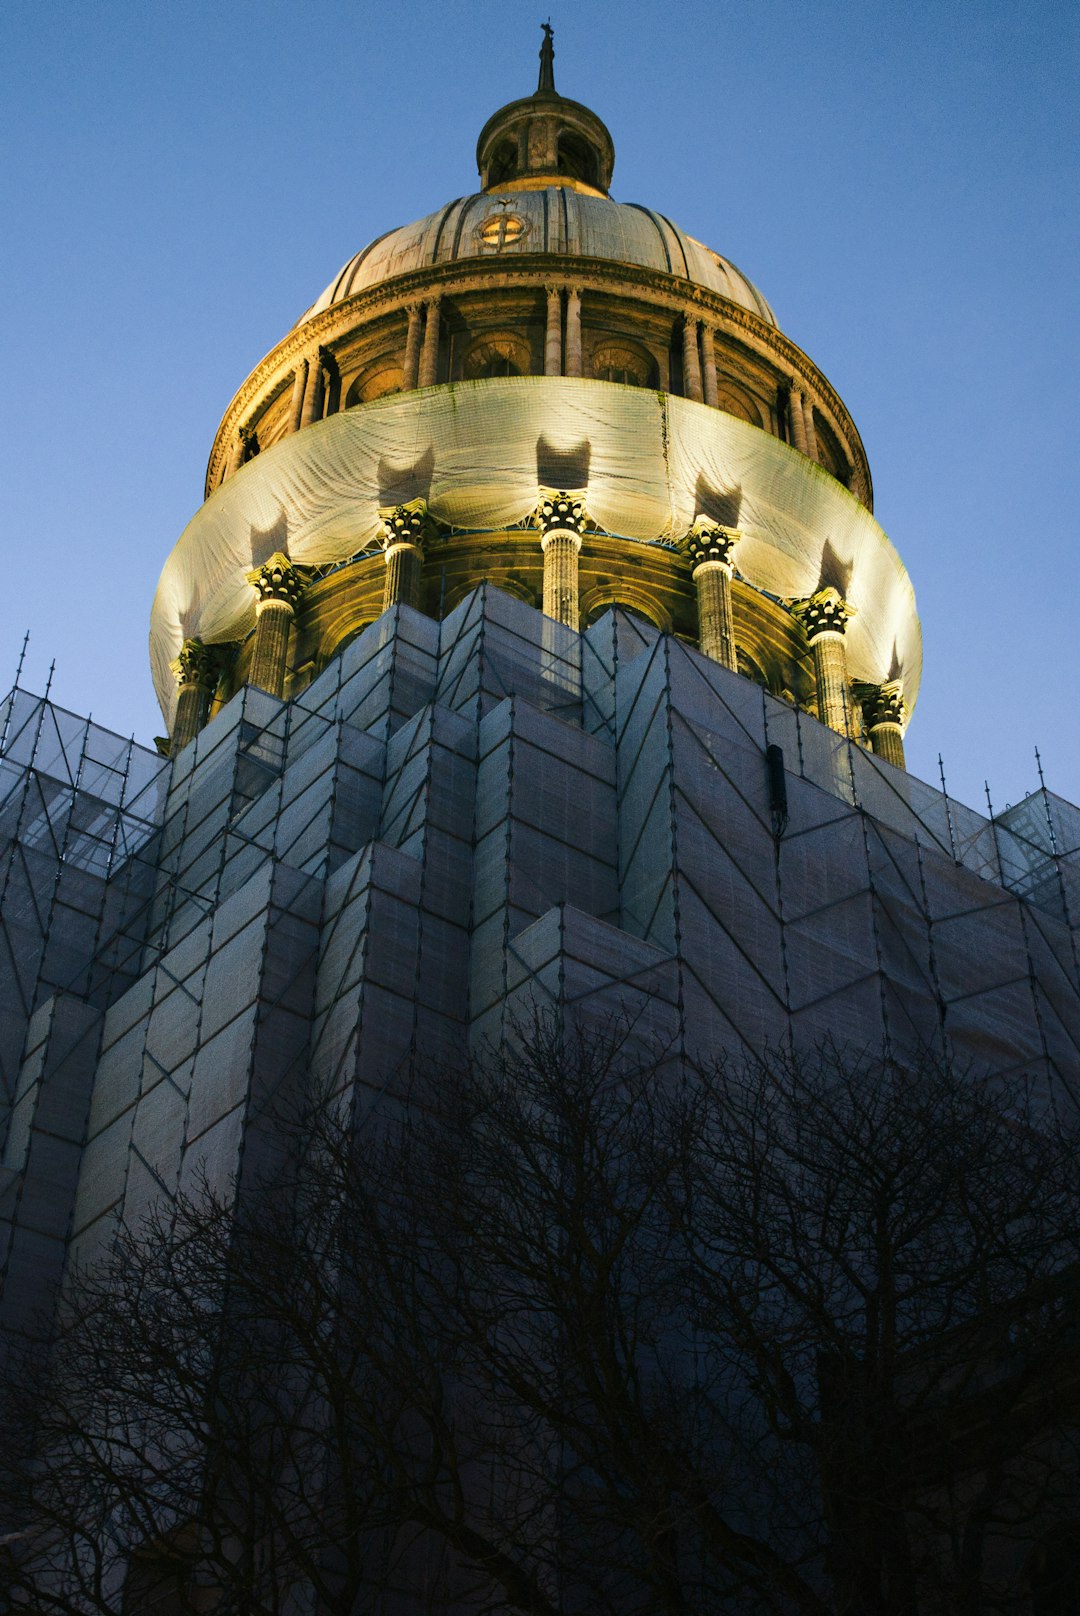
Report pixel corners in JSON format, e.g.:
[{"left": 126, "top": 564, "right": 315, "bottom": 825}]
[{"left": 299, "top": 188, "right": 777, "bottom": 328}]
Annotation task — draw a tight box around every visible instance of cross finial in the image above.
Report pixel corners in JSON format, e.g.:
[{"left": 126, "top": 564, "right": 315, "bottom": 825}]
[{"left": 538, "top": 20, "right": 555, "bottom": 93}]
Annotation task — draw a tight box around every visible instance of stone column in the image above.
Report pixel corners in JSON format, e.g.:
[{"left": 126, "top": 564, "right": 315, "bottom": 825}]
[
  {"left": 564, "top": 288, "right": 583, "bottom": 378},
  {"left": 701, "top": 324, "right": 718, "bottom": 408},
  {"left": 801, "top": 393, "right": 818, "bottom": 462},
  {"left": 790, "top": 588, "right": 857, "bottom": 734},
  {"left": 685, "top": 521, "right": 740, "bottom": 670},
  {"left": 418, "top": 298, "right": 441, "bottom": 388},
  {"left": 289, "top": 360, "right": 308, "bottom": 434},
  {"left": 545, "top": 286, "right": 563, "bottom": 376},
  {"left": 300, "top": 351, "right": 325, "bottom": 428},
  {"left": 788, "top": 382, "right": 810, "bottom": 454},
  {"left": 381, "top": 500, "right": 430, "bottom": 612},
  {"left": 226, "top": 430, "right": 246, "bottom": 479},
  {"left": 246, "top": 552, "right": 309, "bottom": 699},
  {"left": 402, "top": 304, "right": 423, "bottom": 390},
  {"left": 682, "top": 317, "right": 703, "bottom": 402},
  {"left": 857, "top": 680, "right": 907, "bottom": 770},
  {"left": 170, "top": 639, "right": 222, "bottom": 754},
  {"left": 535, "top": 489, "right": 586, "bottom": 629}
]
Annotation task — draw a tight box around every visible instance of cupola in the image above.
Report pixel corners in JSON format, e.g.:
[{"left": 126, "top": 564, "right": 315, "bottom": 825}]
[{"left": 475, "top": 25, "right": 615, "bottom": 196}]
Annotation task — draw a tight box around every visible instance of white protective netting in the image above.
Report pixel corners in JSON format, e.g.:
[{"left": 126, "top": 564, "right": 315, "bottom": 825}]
[{"left": 151, "top": 378, "right": 921, "bottom": 727}]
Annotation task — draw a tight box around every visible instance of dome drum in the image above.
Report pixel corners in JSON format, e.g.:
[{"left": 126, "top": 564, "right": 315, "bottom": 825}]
[
  {"left": 206, "top": 261, "right": 872, "bottom": 509},
  {"left": 161, "top": 33, "right": 913, "bottom": 772}
]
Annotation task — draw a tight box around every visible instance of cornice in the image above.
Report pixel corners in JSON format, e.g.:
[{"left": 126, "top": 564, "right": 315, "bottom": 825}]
[{"left": 204, "top": 255, "right": 872, "bottom": 507}]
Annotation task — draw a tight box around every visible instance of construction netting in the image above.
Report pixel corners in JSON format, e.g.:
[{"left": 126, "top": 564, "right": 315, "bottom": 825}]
[{"left": 151, "top": 378, "right": 921, "bottom": 728}]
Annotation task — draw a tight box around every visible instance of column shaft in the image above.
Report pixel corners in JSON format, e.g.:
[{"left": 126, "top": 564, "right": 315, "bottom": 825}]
[
  {"left": 300, "top": 356, "right": 324, "bottom": 427},
  {"left": 289, "top": 361, "right": 308, "bottom": 433},
  {"left": 545, "top": 287, "right": 563, "bottom": 376},
  {"left": 801, "top": 394, "right": 818, "bottom": 461},
  {"left": 403, "top": 305, "right": 423, "bottom": 390},
  {"left": 701, "top": 325, "right": 718, "bottom": 407},
  {"left": 226, "top": 433, "right": 245, "bottom": 479},
  {"left": 541, "top": 531, "right": 581, "bottom": 628},
  {"left": 788, "top": 387, "right": 809, "bottom": 454},
  {"left": 172, "top": 684, "right": 208, "bottom": 754},
  {"left": 812, "top": 633, "right": 851, "bottom": 735},
  {"left": 869, "top": 724, "right": 906, "bottom": 770},
  {"left": 249, "top": 601, "right": 294, "bottom": 698},
  {"left": 564, "top": 288, "right": 583, "bottom": 377},
  {"left": 682, "top": 318, "right": 703, "bottom": 402},
  {"left": 693, "top": 563, "right": 736, "bottom": 670},
  {"left": 418, "top": 299, "right": 441, "bottom": 388},
  {"left": 383, "top": 543, "right": 423, "bottom": 611}
]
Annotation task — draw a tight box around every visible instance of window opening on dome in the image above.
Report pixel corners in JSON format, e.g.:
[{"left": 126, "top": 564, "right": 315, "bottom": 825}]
[
  {"left": 557, "top": 131, "right": 598, "bottom": 188},
  {"left": 591, "top": 342, "right": 653, "bottom": 389},
  {"left": 478, "top": 211, "right": 528, "bottom": 252},
  {"left": 462, "top": 333, "right": 532, "bottom": 381},
  {"left": 487, "top": 139, "right": 518, "bottom": 187}
]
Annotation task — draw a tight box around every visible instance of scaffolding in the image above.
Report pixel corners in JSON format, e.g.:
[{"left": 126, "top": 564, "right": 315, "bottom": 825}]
[{"left": 3, "top": 587, "right": 1080, "bottom": 1345}]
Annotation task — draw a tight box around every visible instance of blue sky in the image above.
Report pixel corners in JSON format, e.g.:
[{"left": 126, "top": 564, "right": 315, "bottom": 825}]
[{"left": 2, "top": 0, "right": 1077, "bottom": 813}]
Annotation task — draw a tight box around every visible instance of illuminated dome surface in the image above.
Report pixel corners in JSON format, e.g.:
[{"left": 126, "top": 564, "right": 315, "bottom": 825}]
[{"left": 300, "top": 190, "right": 777, "bottom": 328}]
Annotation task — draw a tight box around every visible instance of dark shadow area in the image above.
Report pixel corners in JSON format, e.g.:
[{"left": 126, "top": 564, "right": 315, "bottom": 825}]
[
  {"left": 693, "top": 476, "right": 742, "bottom": 529},
  {"left": 816, "top": 538, "right": 854, "bottom": 597},
  {"left": 536, "top": 435, "right": 591, "bottom": 490},
  {"left": 377, "top": 448, "right": 435, "bottom": 508},
  {"left": 887, "top": 640, "right": 903, "bottom": 681},
  {"left": 249, "top": 511, "right": 290, "bottom": 570}
]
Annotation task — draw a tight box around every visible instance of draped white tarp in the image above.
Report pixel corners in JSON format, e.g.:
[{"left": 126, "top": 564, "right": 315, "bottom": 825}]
[{"left": 150, "top": 378, "right": 921, "bottom": 726}]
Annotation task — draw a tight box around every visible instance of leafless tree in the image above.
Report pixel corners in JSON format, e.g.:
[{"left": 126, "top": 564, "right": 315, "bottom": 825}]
[{"left": 3, "top": 1021, "right": 1080, "bottom": 1614}]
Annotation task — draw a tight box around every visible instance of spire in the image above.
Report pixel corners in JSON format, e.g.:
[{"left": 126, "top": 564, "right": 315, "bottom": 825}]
[{"left": 537, "top": 22, "right": 555, "bottom": 94}]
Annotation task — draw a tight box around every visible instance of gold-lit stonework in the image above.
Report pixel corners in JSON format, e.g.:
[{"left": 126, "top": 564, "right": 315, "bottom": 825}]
[{"left": 154, "top": 29, "right": 918, "bottom": 761}]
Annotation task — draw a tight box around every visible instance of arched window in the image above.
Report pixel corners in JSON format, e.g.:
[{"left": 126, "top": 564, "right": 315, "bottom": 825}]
[
  {"left": 715, "top": 384, "right": 762, "bottom": 428},
  {"left": 462, "top": 334, "right": 531, "bottom": 381},
  {"left": 557, "top": 131, "right": 599, "bottom": 187},
  {"left": 487, "top": 139, "right": 518, "bottom": 187},
  {"left": 345, "top": 364, "right": 404, "bottom": 408},
  {"left": 591, "top": 341, "right": 653, "bottom": 389}
]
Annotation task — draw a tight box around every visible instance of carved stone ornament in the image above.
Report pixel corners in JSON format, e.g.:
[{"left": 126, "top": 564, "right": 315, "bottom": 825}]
[
  {"left": 789, "top": 586, "right": 856, "bottom": 640},
  {"left": 854, "top": 678, "right": 906, "bottom": 729},
  {"left": 173, "top": 637, "right": 226, "bottom": 691},
  {"left": 534, "top": 489, "right": 587, "bottom": 537},
  {"left": 379, "top": 498, "right": 432, "bottom": 551},
  {"left": 684, "top": 519, "right": 740, "bottom": 574},
  {"left": 246, "top": 552, "right": 309, "bottom": 608}
]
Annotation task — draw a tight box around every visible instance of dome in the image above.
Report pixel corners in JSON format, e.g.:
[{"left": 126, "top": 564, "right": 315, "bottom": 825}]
[{"left": 300, "top": 190, "right": 777, "bottom": 328}]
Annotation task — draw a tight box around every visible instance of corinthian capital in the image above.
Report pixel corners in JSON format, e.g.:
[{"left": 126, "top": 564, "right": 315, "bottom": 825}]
[
  {"left": 534, "top": 488, "right": 587, "bottom": 538},
  {"left": 790, "top": 586, "right": 856, "bottom": 640},
  {"left": 172, "top": 638, "right": 229, "bottom": 691},
  {"left": 379, "top": 497, "right": 432, "bottom": 551},
  {"left": 854, "top": 678, "right": 906, "bottom": 729},
  {"left": 684, "top": 518, "right": 741, "bottom": 575},
  {"left": 246, "top": 552, "right": 309, "bottom": 609}
]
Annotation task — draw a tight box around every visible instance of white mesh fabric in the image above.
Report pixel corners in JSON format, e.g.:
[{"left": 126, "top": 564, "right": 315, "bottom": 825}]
[{"left": 151, "top": 378, "right": 920, "bottom": 727}]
